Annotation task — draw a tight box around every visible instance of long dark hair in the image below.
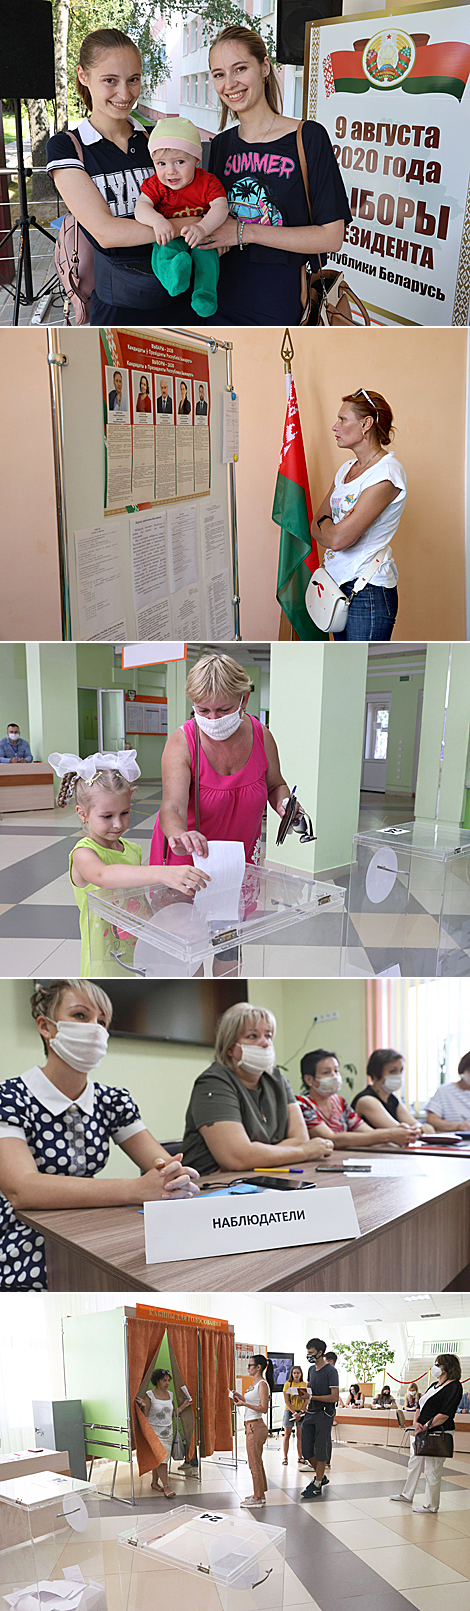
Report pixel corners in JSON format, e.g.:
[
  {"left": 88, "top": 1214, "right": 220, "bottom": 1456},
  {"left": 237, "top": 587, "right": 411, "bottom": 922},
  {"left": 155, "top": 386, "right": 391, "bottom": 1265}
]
[{"left": 209, "top": 26, "right": 282, "bottom": 131}]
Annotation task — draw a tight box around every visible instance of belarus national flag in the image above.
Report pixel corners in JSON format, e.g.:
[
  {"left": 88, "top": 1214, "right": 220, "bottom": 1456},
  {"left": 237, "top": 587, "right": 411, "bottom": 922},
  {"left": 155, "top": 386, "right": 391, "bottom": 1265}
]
[
  {"left": 273, "top": 375, "right": 327, "bottom": 641},
  {"left": 324, "top": 40, "right": 470, "bottom": 99}
]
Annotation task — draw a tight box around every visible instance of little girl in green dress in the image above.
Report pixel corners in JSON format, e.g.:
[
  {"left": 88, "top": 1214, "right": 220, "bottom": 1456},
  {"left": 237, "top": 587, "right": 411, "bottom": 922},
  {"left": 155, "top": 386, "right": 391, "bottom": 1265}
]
[{"left": 48, "top": 750, "right": 209, "bottom": 976}]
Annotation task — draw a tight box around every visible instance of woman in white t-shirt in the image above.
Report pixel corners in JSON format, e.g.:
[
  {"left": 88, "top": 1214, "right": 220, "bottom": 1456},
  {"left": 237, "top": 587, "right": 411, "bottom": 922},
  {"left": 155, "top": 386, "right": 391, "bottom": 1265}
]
[
  {"left": 312, "top": 388, "right": 406, "bottom": 642},
  {"left": 426, "top": 1050, "right": 470, "bottom": 1131},
  {"left": 232, "top": 1354, "right": 270, "bottom": 1509}
]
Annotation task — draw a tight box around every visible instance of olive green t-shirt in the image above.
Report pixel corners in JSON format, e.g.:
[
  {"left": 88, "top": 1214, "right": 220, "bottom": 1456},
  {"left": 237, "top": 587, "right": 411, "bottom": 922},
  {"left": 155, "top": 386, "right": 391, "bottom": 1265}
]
[{"left": 181, "top": 1060, "right": 297, "bottom": 1175}]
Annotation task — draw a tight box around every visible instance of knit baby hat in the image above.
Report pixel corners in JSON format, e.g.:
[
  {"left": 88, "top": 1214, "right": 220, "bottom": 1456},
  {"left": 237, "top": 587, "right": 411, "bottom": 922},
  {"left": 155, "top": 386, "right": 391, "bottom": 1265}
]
[{"left": 148, "top": 116, "right": 202, "bottom": 161}]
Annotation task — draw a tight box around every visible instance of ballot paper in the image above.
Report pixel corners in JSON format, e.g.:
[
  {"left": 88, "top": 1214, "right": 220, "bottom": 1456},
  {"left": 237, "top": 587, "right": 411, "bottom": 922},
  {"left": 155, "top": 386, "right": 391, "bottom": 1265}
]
[
  {"left": 5, "top": 1574, "right": 106, "bottom": 1611},
  {"left": 192, "top": 840, "right": 245, "bottom": 923}
]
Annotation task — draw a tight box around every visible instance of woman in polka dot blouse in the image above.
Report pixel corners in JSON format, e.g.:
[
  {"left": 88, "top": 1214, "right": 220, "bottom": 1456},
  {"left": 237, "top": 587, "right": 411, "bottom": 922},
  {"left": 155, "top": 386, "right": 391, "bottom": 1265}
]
[{"left": 0, "top": 979, "right": 200, "bottom": 1291}]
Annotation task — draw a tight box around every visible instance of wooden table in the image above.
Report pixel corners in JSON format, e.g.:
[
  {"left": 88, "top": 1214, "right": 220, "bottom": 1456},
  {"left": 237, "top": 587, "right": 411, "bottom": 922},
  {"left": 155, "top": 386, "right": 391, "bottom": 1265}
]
[
  {"left": 17, "top": 1150, "right": 470, "bottom": 1292},
  {"left": 334, "top": 1408, "right": 470, "bottom": 1452},
  {"left": 0, "top": 761, "right": 55, "bottom": 812}
]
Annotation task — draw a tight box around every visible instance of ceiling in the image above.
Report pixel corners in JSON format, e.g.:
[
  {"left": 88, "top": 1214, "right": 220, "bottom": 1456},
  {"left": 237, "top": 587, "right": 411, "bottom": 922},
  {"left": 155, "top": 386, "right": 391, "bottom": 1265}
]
[{"left": 263, "top": 1292, "right": 470, "bottom": 1326}]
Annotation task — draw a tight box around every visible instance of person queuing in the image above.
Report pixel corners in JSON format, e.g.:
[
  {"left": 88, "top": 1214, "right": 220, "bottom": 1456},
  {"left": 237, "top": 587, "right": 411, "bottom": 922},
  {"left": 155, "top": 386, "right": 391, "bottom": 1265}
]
[
  {"left": 0, "top": 723, "right": 33, "bottom": 762},
  {"left": 373, "top": 1385, "right": 397, "bottom": 1409},
  {"left": 282, "top": 1366, "right": 310, "bottom": 1466},
  {"left": 0, "top": 979, "right": 200, "bottom": 1292},
  {"left": 405, "top": 1383, "right": 420, "bottom": 1411},
  {"left": 232, "top": 1354, "right": 270, "bottom": 1508},
  {"left": 352, "top": 1048, "right": 430, "bottom": 1135},
  {"left": 298, "top": 1050, "right": 419, "bottom": 1149},
  {"left": 300, "top": 1338, "right": 339, "bottom": 1502},
  {"left": 324, "top": 1351, "right": 344, "bottom": 1469},
  {"left": 426, "top": 1052, "right": 470, "bottom": 1131},
  {"left": 390, "top": 1354, "right": 463, "bottom": 1512},
  {"left": 311, "top": 390, "right": 406, "bottom": 641},
  {"left": 181, "top": 1004, "right": 334, "bottom": 1175},
  {"left": 150, "top": 651, "right": 303, "bottom": 870}
]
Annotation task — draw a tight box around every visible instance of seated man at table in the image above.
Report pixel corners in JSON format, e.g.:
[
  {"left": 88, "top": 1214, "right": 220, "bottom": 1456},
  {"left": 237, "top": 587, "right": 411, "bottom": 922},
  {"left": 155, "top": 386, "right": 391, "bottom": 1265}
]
[{"left": 0, "top": 723, "right": 33, "bottom": 763}]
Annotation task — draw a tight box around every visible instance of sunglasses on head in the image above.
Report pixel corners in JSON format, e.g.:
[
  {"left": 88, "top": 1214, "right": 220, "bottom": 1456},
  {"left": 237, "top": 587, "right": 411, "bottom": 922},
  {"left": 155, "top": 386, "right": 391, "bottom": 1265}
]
[{"left": 352, "top": 387, "right": 378, "bottom": 417}]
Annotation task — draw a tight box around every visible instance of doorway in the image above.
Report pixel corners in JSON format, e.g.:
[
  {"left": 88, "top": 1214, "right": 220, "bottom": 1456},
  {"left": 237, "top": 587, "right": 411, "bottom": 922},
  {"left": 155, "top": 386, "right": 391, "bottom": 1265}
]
[
  {"left": 361, "top": 692, "right": 391, "bottom": 792},
  {"left": 77, "top": 688, "right": 125, "bottom": 758}
]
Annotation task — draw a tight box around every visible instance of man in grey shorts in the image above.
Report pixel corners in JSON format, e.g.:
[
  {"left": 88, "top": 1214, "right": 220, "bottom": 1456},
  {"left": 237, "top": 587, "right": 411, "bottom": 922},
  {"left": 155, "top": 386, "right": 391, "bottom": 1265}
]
[{"left": 300, "top": 1338, "right": 339, "bottom": 1501}]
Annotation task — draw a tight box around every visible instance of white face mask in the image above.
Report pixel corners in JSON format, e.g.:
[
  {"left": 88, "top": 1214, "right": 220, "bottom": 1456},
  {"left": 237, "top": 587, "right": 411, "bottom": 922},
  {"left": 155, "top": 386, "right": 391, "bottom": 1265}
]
[
  {"left": 317, "top": 1073, "right": 342, "bottom": 1095},
  {"left": 237, "top": 1042, "right": 276, "bottom": 1077},
  {"left": 8, "top": 733, "right": 19, "bottom": 743},
  {"left": 46, "top": 1017, "right": 109, "bottom": 1073},
  {"left": 383, "top": 1074, "right": 403, "bottom": 1093},
  {"left": 430, "top": 1363, "right": 441, "bottom": 1381},
  {"left": 194, "top": 699, "right": 244, "bottom": 741}
]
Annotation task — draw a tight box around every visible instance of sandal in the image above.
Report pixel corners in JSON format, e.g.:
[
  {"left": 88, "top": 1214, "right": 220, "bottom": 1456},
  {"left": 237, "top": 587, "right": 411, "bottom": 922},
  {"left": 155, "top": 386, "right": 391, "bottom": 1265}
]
[
  {"left": 282, "top": 1458, "right": 288, "bottom": 1466},
  {"left": 163, "top": 1489, "right": 176, "bottom": 1498}
]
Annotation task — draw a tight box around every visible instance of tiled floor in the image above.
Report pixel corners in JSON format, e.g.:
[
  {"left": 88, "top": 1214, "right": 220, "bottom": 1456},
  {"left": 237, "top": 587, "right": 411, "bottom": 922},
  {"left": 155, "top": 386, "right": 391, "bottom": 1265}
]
[{"left": 88, "top": 1435, "right": 470, "bottom": 1611}]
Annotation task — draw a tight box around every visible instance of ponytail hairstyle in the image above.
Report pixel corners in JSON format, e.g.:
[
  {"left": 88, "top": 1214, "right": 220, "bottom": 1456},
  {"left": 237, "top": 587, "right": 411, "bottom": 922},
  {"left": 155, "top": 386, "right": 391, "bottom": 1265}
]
[
  {"left": 76, "top": 28, "right": 142, "bottom": 114},
  {"left": 57, "top": 768, "right": 136, "bottom": 814},
  {"left": 342, "top": 390, "right": 394, "bottom": 448},
  {"left": 250, "top": 1354, "right": 268, "bottom": 1374},
  {"left": 209, "top": 25, "right": 282, "bottom": 131}
]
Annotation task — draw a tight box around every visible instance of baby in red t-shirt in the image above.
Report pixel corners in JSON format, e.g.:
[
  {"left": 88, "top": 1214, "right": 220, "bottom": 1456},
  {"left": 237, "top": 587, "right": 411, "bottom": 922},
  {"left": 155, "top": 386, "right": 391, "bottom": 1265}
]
[{"left": 134, "top": 116, "right": 228, "bottom": 316}]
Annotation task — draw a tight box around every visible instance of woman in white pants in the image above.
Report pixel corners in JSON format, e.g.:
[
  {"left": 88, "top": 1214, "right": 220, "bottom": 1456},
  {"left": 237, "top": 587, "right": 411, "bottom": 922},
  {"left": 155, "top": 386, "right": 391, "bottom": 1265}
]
[{"left": 391, "top": 1353, "right": 462, "bottom": 1513}]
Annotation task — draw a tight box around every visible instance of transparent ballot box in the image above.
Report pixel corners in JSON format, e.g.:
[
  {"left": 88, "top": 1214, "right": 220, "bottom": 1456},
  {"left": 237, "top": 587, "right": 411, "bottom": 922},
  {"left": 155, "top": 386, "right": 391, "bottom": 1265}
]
[
  {"left": 0, "top": 1472, "right": 106, "bottom": 1611},
  {"left": 343, "top": 820, "right": 470, "bottom": 977},
  {"left": 86, "top": 863, "right": 344, "bottom": 977},
  {"left": 117, "top": 1505, "right": 286, "bottom": 1611}
]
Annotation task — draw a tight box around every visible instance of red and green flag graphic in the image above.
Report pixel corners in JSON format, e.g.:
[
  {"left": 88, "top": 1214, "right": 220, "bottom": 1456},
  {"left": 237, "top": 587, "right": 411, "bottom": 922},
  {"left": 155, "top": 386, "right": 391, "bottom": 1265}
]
[
  {"left": 273, "top": 377, "right": 327, "bottom": 641},
  {"left": 324, "top": 39, "right": 470, "bottom": 99}
]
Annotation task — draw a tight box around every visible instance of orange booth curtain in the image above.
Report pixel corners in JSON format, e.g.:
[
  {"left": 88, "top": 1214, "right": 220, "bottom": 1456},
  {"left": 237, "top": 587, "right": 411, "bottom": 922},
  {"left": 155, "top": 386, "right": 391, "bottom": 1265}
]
[
  {"left": 200, "top": 1328, "right": 234, "bottom": 1456},
  {"left": 127, "top": 1317, "right": 168, "bottom": 1475}
]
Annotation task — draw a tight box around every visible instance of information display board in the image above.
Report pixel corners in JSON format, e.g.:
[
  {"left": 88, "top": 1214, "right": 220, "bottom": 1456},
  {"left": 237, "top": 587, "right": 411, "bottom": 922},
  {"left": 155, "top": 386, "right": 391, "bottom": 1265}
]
[
  {"left": 56, "top": 327, "right": 235, "bottom": 642},
  {"left": 305, "top": 3, "right": 470, "bottom": 325}
]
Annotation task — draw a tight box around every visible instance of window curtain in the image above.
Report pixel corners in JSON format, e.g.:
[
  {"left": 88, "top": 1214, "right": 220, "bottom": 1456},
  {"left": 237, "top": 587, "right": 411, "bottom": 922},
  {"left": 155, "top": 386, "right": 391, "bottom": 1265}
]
[{"left": 127, "top": 1317, "right": 168, "bottom": 1474}]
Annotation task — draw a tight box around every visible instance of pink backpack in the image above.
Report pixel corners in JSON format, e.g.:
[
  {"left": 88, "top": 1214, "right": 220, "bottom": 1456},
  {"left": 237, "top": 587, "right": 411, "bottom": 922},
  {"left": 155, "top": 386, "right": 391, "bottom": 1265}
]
[{"left": 54, "top": 131, "right": 95, "bottom": 325}]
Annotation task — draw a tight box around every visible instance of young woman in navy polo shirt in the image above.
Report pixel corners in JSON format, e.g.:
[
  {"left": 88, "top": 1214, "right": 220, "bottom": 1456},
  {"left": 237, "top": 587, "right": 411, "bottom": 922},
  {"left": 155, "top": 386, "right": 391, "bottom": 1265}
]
[{"left": 47, "top": 28, "right": 197, "bottom": 325}]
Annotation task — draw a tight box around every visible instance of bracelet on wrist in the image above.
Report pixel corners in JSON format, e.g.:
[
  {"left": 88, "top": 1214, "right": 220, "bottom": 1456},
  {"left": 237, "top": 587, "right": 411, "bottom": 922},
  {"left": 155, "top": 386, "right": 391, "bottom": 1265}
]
[
  {"left": 317, "top": 513, "right": 333, "bottom": 529},
  {"left": 239, "top": 219, "right": 246, "bottom": 250}
]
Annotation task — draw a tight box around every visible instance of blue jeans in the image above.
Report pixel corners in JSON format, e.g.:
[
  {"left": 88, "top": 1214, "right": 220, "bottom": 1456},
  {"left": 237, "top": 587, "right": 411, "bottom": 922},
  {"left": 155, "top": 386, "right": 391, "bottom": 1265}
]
[{"left": 333, "top": 582, "right": 398, "bottom": 641}]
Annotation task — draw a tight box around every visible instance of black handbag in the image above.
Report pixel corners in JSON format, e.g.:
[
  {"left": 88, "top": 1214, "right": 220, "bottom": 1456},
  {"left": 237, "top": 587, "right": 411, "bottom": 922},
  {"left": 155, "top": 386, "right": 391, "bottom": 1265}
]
[{"left": 414, "top": 1427, "right": 453, "bottom": 1459}]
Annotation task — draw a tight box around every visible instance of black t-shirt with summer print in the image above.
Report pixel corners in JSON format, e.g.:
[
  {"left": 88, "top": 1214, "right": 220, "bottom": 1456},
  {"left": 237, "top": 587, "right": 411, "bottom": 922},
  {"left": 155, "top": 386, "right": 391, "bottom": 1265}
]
[{"left": 207, "top": 120, "right": 351, "bottom": 325}]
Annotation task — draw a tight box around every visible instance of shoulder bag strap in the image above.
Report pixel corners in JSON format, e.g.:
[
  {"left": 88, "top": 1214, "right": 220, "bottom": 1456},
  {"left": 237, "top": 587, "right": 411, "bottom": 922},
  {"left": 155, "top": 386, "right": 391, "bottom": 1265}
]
[
  {"left": 350, "top": 544, "right": 393, "bottom": 597},
  {"left": 193, "top": 715, "right": 201, "bottom": 833},
  {"left": 296, "top": 121, "right": 326, "bottom": 294},
  {"left": 65, "top": 130, "right": 83, "bottom": 261}
]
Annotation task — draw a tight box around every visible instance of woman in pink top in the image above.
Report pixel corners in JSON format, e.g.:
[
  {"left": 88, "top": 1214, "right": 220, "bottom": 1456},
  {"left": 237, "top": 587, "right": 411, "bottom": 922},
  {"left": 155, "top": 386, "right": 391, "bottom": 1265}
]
[{"left": 150, "top": 652, "right": 297, "bottom": 866}]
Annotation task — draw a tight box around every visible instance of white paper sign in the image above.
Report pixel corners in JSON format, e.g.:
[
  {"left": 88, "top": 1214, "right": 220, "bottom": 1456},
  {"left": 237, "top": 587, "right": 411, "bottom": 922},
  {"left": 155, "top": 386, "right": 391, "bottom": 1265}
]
[
  {"left": 144, "top": 1184, "right": 360, "bottom": 1264},
  {"left": 75, "top": 522, "right": 127, "bottom": 642},
  {"left": 222, "top": 393, "right": 239, "bottom": 462},
  {"left": 122, "top": 642, "right": 186, "bottom": 668}
]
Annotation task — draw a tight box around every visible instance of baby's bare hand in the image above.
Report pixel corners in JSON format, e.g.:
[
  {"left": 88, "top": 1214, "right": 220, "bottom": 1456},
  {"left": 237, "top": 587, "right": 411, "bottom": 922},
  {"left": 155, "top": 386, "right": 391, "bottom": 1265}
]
[
  {"left": 180, "top": 221, "right": 206, "bottom": 248},
  {"left": 154, "top": 220, "right": 175, "bottom": 245}
]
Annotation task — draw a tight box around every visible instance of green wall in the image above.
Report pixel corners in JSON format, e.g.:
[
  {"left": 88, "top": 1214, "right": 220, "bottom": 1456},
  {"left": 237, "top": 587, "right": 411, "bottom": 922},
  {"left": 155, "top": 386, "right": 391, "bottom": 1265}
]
[
  {"left": 366, "top": 669, "right": 425, "bottom": 796},
  {"left": 63, "top": 1310, "right": 129, "bottom": 1461},
  {"left": 266, "top": 642, "right": 367, "bottom": 874},
  {"left": 0, "top": 645, "right": 29, "bottom": 742},
  {"left": 26, "top": 643, "right": 79, "bottom": 763}
]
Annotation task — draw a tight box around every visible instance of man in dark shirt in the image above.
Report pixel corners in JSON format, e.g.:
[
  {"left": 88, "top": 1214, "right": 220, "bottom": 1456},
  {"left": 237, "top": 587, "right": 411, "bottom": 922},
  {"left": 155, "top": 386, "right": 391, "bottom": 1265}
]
[{"left": 300, "top": 1337, "right": 339, "bottom": 1501}]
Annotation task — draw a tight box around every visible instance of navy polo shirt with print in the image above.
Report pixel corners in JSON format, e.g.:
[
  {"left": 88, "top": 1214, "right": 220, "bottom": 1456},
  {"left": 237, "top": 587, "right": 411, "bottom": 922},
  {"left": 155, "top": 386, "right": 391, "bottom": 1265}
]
[{"left": 46, "top": 115, "right": 155, "bottom": 261}]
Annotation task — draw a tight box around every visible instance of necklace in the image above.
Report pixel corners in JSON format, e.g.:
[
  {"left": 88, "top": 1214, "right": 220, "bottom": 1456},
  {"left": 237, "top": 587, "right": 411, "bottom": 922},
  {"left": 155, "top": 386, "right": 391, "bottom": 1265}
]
[{"left": 242, "top": 109, "right": 277, "bottom": 142}]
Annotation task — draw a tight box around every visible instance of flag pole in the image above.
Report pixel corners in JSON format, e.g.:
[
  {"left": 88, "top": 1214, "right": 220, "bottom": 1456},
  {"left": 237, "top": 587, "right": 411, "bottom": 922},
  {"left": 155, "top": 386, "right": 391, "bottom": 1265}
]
[{"left": 278, "top": 329, "right": 299, "bottom": 642}]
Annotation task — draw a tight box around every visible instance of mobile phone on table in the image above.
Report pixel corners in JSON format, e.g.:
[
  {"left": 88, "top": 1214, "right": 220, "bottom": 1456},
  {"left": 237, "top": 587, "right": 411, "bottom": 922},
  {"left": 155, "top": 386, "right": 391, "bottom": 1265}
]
[{"left": 234, "top": 1175, "right": 316, "bottom": 1192}]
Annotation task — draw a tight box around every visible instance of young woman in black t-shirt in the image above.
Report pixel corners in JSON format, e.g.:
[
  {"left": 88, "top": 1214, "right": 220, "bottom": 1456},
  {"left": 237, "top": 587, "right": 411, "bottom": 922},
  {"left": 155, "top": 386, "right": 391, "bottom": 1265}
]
[
  {"left": 391, "top": 1354, "right": 463, "bottom": 1512},
  {"left": 352, "top": 1048, "right": 432, "bottom": 1135},
  {"left": 47, "top": 28, "right": 197, "bottom": 325},
  {"left": 203, "top": 25, "right": 351, "bottom": 325}
]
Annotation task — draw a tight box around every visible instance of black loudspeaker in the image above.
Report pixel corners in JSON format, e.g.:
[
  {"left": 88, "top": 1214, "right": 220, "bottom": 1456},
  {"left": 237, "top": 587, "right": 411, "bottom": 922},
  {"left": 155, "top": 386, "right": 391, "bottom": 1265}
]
[
  {"left": 276, "top": 0, "right": 343, "bottom": 67},
  {"left": 0, "top": 0, "right": 56, "bottom": 99}
]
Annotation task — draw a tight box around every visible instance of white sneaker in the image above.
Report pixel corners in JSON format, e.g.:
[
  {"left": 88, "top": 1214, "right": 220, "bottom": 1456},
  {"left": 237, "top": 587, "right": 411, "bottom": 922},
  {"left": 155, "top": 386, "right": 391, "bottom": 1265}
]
[
  {"left": 240, "top": 1497, "right": 265, "bottom": 1508},
  {"left": 413, "top": 1505, "right": 438, "bottom": 1513},
  {"left": 390, "top": 1494, "right": 412, "bottom": 1503}
]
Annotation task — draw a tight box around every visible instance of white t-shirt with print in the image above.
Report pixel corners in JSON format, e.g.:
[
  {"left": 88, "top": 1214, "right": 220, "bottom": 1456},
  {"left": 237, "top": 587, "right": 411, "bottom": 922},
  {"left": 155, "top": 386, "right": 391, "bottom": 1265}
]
[
  {"left": 426, "top": 1083, "right": 470, "bottom": 1125},
  {"left": 323, "top": 452, "right": 407, "bottom": 587}
]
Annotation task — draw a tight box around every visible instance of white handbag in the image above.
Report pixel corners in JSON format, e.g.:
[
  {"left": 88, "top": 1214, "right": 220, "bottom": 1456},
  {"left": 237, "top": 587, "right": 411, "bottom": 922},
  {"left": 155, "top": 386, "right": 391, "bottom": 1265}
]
[{"left": 305, "top": 546, "right": 392, "bottom": 634}]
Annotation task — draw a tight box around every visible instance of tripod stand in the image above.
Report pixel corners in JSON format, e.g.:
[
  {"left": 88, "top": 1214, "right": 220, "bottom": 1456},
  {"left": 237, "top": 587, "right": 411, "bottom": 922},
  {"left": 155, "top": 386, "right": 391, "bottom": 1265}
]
[{"left": 0, "top": 98, "right": 59, "bottom": 325}]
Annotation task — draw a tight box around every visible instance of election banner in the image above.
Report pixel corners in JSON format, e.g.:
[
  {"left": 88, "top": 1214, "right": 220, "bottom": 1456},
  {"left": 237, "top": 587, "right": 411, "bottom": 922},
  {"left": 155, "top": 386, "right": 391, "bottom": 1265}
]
[{"left": 304, "top": 3, "right": 470, "bottom": 323}]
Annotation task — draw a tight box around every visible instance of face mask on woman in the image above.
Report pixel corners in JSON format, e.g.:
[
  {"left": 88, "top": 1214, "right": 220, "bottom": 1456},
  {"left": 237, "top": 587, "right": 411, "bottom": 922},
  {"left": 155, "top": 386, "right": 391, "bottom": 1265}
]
[
  {"left": 193, "top": 699, "right": 244, "bottom": 741},
  {"left": 45, "top": 1017, "right": 109, "bottom": 1073},
  {"left": 430, "top": 1363, "right": 442, "bottom": 1381},
  {"left": 237, "top": 1042, "right": 276, "bottom": 1077},
  {"left": 383, "top": 1074, "right": 403, "bottom": 1093},
  {"left": 317, "top": 1073, "right": 343, "bottom": 1095}
]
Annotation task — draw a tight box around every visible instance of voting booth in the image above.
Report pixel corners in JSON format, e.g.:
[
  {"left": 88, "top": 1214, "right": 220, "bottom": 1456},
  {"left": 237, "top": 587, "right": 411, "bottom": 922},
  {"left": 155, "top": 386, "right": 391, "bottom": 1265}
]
[
  {"left": 117, "top": 1507, "right": 286, "bottom": 1611},
  {"left": 85, "top": 862, "right": 345, "bottom": 977},
  {"left": 0, "top": 1472, "right": 106, "bottom": 1611},
  {"left": 343, "top": 819, "right": 470, "bottom": 975},
  {"left": 48, "top": 327, "right": 239, "bottom": 642}
]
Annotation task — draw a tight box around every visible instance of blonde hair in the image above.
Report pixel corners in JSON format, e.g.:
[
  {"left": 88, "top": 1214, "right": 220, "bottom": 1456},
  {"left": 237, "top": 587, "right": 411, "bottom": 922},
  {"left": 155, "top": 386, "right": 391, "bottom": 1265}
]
[
  {"left": 31, "top": 979, "right": 113, "bottom": 1053},
  {"left": 76, "top": 28, "right": 141, "bottom": 113},
  {"left": 209, "top": 25, "right": 282, "bottom": 132},
  {"left": 186, "top": 653, "right": 252, "bottom": 706},
  {"left": 215, "top": 1003, "right": 276, "bottom": 1068},
  {"left": 57, "top": 769, "right": 135, "bottom": 812}
]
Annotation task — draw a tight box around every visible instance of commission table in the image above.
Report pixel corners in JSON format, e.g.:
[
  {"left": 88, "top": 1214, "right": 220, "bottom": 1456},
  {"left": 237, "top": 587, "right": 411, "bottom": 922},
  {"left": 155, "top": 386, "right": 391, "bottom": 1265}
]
[{"left": 18, "top": 1150, "right": 470, "bottom": 1293}]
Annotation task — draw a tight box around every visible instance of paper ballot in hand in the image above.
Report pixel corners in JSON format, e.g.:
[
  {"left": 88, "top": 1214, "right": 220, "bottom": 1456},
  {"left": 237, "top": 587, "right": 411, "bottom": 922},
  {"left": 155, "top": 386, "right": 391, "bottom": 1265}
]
[{"left": 192, "top": 840, "right": 245, "bottom": 923}]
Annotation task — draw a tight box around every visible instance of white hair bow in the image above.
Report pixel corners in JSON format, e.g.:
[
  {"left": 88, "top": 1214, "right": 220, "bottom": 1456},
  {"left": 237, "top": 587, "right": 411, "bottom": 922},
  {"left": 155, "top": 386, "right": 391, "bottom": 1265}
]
[{"left": 48, "top": 751, "right": 141, "bottom": 783}]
